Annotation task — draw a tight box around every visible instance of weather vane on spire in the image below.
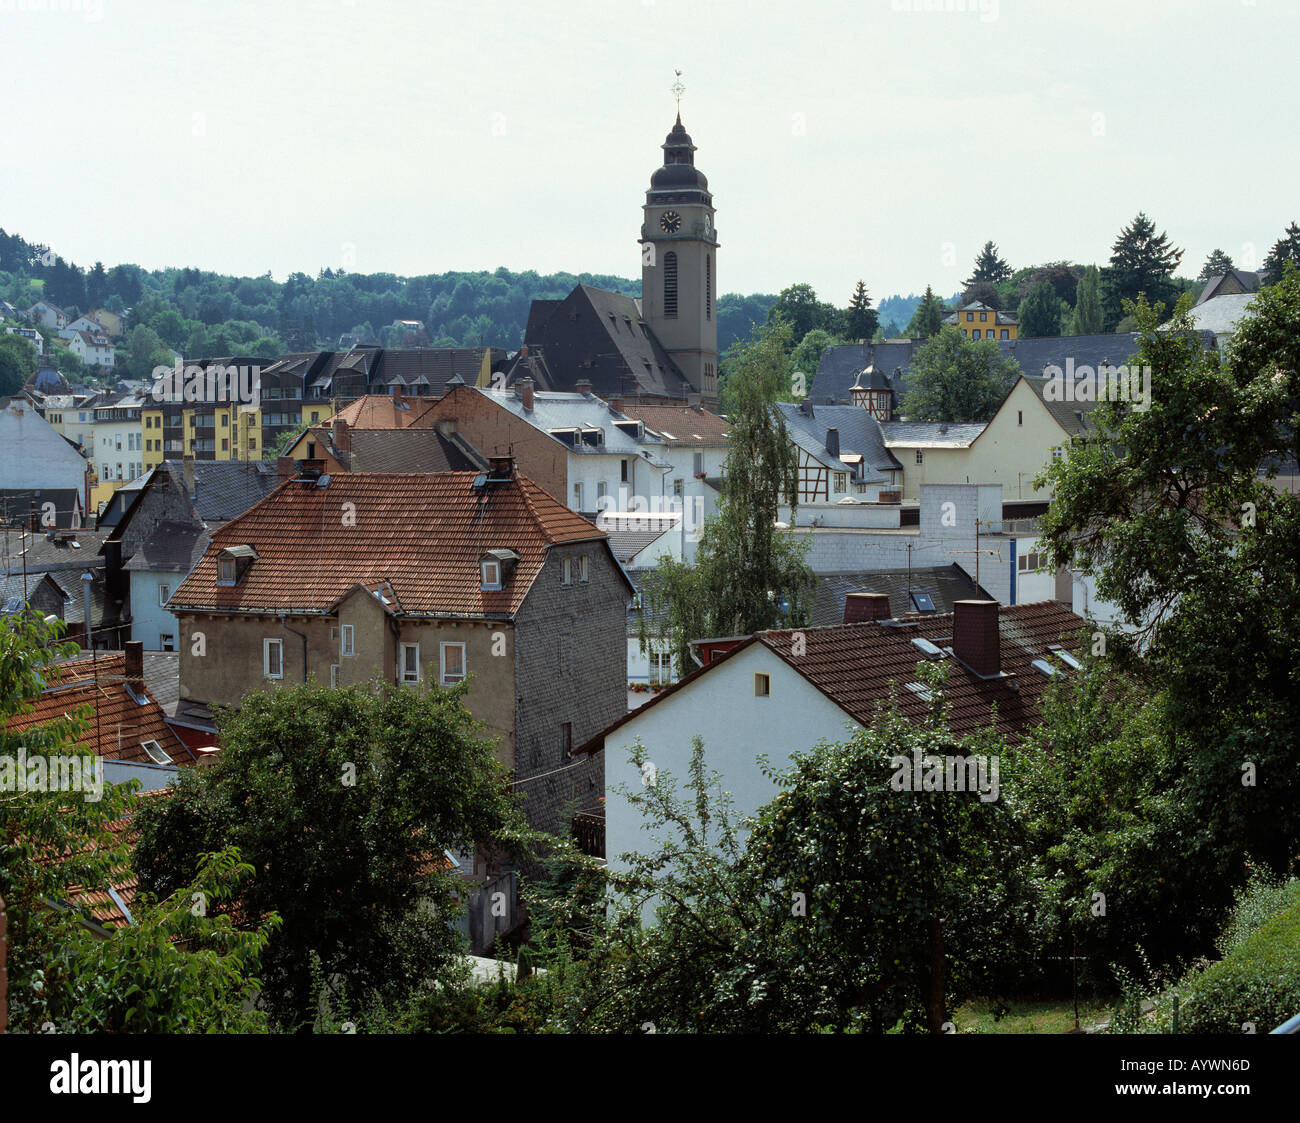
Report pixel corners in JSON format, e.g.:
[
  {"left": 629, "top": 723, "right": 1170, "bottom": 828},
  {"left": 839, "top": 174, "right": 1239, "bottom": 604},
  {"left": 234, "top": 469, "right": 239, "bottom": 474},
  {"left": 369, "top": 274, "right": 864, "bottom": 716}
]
[{"left": 671, "top": 70, "right": 685, "bottom": 117}]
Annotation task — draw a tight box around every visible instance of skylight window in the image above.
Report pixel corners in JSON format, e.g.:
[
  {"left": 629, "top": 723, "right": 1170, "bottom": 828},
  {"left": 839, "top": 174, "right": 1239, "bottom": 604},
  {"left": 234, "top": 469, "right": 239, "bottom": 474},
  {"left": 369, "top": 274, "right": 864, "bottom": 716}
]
[
  {"left": 141, "top": 739, "right": 173, "bottom": 766},
  {"left": 905, "top": 681, "right": 933, "bottom": 702},
  {"left": 1030, "top": 659, "right": 1059, "bottom": 678},
  {"left": 1049, "top": 646, "right": 1083, "bottom": 671},
  {"left": 910, "top": 637, "right": 944, "bottom": 660},
  {"left": 910, "top": 593, "right": 937, "bottom": 614}
]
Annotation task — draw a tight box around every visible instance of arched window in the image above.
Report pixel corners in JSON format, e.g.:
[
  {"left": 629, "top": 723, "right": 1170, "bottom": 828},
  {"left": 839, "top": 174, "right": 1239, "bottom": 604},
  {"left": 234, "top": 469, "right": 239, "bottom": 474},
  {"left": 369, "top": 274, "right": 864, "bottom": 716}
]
[
  {"left": 705, "top": 255, "right": 712, "bottom": 320},
  {"left": 663, "top": 252, "right": 678, "bottom": 318}
]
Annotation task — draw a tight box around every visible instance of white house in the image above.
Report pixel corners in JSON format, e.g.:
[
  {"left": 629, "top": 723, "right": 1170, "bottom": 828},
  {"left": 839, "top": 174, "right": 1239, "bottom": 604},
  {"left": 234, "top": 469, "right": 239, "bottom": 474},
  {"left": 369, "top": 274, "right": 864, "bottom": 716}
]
[
  {"left": 4, "top": 325, "right": 44, "bottom": 356},
  {"left": 27, "top": 301, "right": 68, "bottom": 330},
  {"left": 59, "top": 314, "right": 108, "bottom": 341},
  {"left": 0, "top": 399, "right": 90, "bottom": 525},
  {"left": 579, "top": 598, "right": 1086, "bottom": 894},
  {"left": 92, "top": 394, "right": 145, "bottom": 482},
  {"left": 68, "top": 330, "right": 115, "bottom": 369}
]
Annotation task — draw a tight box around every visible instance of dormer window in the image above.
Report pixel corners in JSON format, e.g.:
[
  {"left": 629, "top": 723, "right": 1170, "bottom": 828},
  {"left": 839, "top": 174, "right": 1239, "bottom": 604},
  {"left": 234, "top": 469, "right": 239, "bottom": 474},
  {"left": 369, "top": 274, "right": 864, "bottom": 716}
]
[
  {"left": 480, "top": 548, "right": 519, "bottom": 591},
  {"left": 217, "top": 545, "right": 257, "bottom": 586}
]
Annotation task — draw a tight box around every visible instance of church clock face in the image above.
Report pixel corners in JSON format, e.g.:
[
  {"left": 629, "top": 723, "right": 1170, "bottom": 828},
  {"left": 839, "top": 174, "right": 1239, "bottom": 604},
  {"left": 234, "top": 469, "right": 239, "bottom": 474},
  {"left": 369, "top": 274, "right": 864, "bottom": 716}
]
[{"left": 659, "top": 211, "right": 681, "bottom": 233}]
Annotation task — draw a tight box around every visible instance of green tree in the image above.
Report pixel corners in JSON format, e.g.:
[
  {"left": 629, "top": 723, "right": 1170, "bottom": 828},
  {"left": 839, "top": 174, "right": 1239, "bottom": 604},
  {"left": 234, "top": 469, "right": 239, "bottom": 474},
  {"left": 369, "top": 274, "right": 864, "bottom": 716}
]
[
  {"left": 905, "top": 285, "right": 946, "bottom": 339},
  {"left": 125, "top": 324, "right": 171, "bottom": 380},
  {"left": 132, "top": 677, "right": 530, "bottom": 1029},
  {"left": 1017, "top": 280, "right": 1062, "bottom": 338},
  {"left": 0, "top": 612, "right": 274, "bottom": 1033},
  {"left": 1197, "top": 248, "right": 1236, "bottom": 282},
  {"left": 965, "top": 240, "right": 1013, "bottom": 285},
  {"left": 845, "top": 280, "right": 879, "bottom": 341},
  {"left": 0, "top": 347, "right": 28, "bottom": 396},
  {"left": 1102, "top": 211, "right": 1183, "bottom": 327},
  {"left": 641, "top": 318, "right": 814, "bottom": 675},
  {"left": 766, "top": 283, "right": 840, "bottom": 341},
  {"left": 1261, "top": 221, "right": 1300, "bottom": 286},
  {"left": 961, "top": 280, "right": 1002, "bottom": 310},
  {"left": 899, "top": 326, "right": 1020, "bottom": 423},
  {"left": 789, "top": 328, "right": 844, "bottom": 396},
  {"left": 0, "top": 332, "right": 38, "bottom": 379},
  {"left": 1068, "top": 265, "right": 1104, "bottom": 334},
  {"left": 1035, "top": 276, "right": 1300, "bottom": 967}
]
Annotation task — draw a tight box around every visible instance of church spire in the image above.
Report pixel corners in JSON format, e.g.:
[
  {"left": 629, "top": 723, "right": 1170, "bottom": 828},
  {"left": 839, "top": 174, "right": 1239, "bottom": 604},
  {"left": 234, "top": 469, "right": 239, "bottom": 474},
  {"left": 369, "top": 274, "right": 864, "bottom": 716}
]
[{"left": 671, "top": 69, "right": 685, "bottom": 122}]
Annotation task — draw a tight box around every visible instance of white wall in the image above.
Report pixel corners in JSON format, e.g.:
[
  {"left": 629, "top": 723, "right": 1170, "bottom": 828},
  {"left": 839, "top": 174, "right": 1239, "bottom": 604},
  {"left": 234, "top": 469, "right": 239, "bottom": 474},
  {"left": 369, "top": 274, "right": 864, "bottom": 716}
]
[{"left": 604, "top": 643, "right": 859, "bottom": 882}]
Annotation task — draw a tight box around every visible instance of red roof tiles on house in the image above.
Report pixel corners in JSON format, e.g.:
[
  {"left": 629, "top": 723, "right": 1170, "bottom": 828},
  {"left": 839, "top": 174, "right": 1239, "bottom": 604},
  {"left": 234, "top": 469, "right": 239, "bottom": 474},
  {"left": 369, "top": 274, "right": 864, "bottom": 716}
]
[
  {"left": 617, "top": 403, "right": 731, "bottom": 446},
  {"left": 170, "top": 471, "right": 612, "bottom": 618},
  {"left": 5, "top": 654, "right": 193, "bottom": 766}
]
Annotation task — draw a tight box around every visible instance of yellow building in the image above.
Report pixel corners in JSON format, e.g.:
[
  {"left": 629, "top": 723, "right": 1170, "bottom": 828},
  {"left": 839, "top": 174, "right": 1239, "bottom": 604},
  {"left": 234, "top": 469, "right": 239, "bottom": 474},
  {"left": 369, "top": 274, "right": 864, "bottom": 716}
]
[
  {"left": 944, "top": 301, "right": 1018, "bottom": 342},
  {"left": 142, "top": 408, "right": 165, "bottom": 470}
]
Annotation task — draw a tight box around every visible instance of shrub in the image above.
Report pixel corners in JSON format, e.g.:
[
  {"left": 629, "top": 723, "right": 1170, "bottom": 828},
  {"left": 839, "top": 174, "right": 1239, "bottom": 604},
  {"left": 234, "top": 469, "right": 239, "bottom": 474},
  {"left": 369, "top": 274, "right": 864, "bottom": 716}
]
[{"left": 1176, "top": 880, "right": 1300, "bottom": 1034}]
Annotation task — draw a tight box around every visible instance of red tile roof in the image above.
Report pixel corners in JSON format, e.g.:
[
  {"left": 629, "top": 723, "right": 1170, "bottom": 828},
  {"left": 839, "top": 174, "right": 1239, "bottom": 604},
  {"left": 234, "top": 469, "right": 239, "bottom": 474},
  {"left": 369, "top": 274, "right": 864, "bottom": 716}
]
[
  {"left": 617, "top": 403, "right": 731, "bottom": 446},
  {"left": 5, "top": 654, "right": 194, "bottom": 766},
  {"left": 325, "top": 395, "right": 441, "bottom": 429},
  {"left": 579, "top": 601, "right": 1087, "bottom": 753},
  {"left": 170, "top": 471, "right": 616, "bottom": 618}
]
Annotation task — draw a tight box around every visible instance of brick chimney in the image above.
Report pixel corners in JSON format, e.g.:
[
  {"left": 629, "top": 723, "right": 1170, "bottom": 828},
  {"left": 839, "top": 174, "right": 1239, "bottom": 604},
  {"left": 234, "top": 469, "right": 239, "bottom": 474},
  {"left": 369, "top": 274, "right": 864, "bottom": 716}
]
[
  {"left": 519, "top": 377, "right": 534, "bottom": 412},
  {"left": 393, "top": 385, "right": 404, "bottom": 412},
  {"left": 124, "top": 640, "right": 144, "bottom": 694},
  {"left": 952, "top": 600, "right": 1001, "bottom": 677},
  {"left": 825, "top": 427, "right": 840, "bottom": 459},
  {"left": 609, "top": 395, "right": 623, "bottom": 414},
  {"left": 333, "top": 417, "right": 350, "bottom": 455},
  {"left": 844, "top": 592, "right": 891, "bottom": 623},
  {"left": 575, "top": 378, "right": 593, "bottom": 397},
  {"left": 276, "top": 456, "right": 296, "bottom": 486},
  {"left": 487, "top": 455, "right": 515, "bottom": 480}
]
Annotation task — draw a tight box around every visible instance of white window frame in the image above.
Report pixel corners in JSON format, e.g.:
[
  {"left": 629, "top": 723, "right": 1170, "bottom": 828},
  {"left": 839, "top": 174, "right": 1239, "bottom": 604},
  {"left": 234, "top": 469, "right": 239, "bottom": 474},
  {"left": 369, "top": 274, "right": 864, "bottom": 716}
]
[
  {"left": 440, "top": 642, "right": 466, "bottom": 686},
  {"left": 400, "top": 642, "right": 421, "bottom": 684},
  {"left": 481, "top": 559, "right": 502, "bottom": 590},
  {"left": 158, "top": 584, "right": 170, "bottom": 606},
  {"left": 754, "top": 672, "right": 771, "bottom": 697},
  {"left": 218, "top": 557, "right": 236, "bottom": 585},
  {"left": 341, "top": 623, "right": 355, "bottom": 656},
  {"left": 573, "top": 482, "right": 584, "bottom": 510},
  {"left": 264, "top": 638, "right": 283, "bottom": 679},
  {"left": 561, "top": 558, "right": 572, "bottom": 586},
  {"left": 578, "top": 555, "right": 590, "bottom": 583},
  {"left": 160, "top": 634, "right": 175, "bottom": 652},
  {"left": 329, "top": 663, "right": 339, "bottom": 687}
]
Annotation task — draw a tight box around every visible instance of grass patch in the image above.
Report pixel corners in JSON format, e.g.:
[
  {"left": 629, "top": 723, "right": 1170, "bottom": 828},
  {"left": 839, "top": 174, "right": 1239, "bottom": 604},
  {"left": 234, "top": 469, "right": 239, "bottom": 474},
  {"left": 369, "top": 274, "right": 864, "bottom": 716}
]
[{"left": 952, "top": 996, "right": 1114, "bottom": 1034}]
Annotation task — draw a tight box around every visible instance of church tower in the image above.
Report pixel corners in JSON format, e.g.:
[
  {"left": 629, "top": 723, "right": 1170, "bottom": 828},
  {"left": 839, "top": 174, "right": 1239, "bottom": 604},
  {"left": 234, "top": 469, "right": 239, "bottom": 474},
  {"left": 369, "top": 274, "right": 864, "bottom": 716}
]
[{"left": 640, "top": 85, "right": 719, "bottom": 402}]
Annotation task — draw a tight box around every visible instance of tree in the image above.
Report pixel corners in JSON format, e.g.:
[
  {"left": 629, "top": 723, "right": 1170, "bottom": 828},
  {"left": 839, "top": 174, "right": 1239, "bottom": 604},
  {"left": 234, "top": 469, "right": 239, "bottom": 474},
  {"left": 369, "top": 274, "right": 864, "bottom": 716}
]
[
  {"left": 640, "top": 318, "right": 814, "bottom": 676},
  {"left": 961, "top": 280, "right": 1002, "bottom": 310},
  {"left": 1068, "top": 265, "right": 1104, "bottom": 335},
  {"left": 1035, "top": 276, "right": 1300, "bottom": 969},
  {"left": 965, "top": 240, "right": 1013, "bottom": 285},
  {"left": 132, "top": 677, "right": 530, "bottom": 1029},
  {"left": 1198, "top": 248, "right": 1236, "bottom": 282},
  {"left": 845, "top": 280, "right": 879, "bottom": 341},
  {"left": 0, "top": 334, "right": 37, "bottom": 394},
  {"left": 125, "top": 324, "right": 171, "bottom": 380},
  {"left": 1102, "top": 211, "right": 1183, "bottom": 327},
  {"left": 789, "top": 328, "right": 843, "bottom": 395},
  {"left": 900, "top": 327, "right": 1021, "bottom": 423},
  {"left": 905, "top": 285, "right": 946, "bottom": 339},
  {"left": 1024, "top": 262, "right": 1083, "bottom": 306},
  {"left": 1017, "top": 280, "right": 1062, "bottom": 338},
  {"left": 766, "top": 283, "right": 842, "bottom": 342},
  {"left": 0, "top": 612, "right": 274, "bottom": 1033},
  {"left": 1261, "top": 221, "right": 1300, "bottom": 286}
]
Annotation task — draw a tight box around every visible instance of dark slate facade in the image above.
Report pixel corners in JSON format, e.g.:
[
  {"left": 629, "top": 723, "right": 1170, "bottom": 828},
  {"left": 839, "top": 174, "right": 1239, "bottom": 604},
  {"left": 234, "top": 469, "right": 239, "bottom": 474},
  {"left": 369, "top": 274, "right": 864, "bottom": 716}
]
[{"left": 512, "top": 538, "right": 630, "bottom": 842}]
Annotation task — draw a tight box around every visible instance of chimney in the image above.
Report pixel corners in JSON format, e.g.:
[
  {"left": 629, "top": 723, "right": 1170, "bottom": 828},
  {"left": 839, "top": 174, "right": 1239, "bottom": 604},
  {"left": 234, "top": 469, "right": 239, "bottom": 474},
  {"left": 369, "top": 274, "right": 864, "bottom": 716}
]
[
  {"left": 487, "top": 455, "right": 515, "bottom": 481},
  {"left": 687, "top": 392, "right": 702, "bottom": 410},
  {"left": 437, "top": 418, "right": 456, "bottom": 437},
  {"left": 393, "top": 385, "right": 403, "bottom": 411},
  {"left": 124, "top": 640, "right": 144, "bottom": 694},
  {"left": 182, "top": 454, "right": 195, "bottom": 499},
  {"left": 575, "top": 378, "right": 593, "bottom": 397},
  {"left": 952, "top": 600, "right": 1001, "bottom": 677},
  {"left": 825, "top": 427, "right": 840, "bottom": 459},
  {"left": 609, "top": 395, "right": 623, "bottom": 414},
  {"left": 333, "top": 417, "right": 350, "bottom": 455},
  {"left": 276, "top": 456, "right": 296, "bottom": 486},
  {"left": 843, "top": 592, "right": 892, "bottom": 624},
  {"left": 519, "top": 377, "right": 534, "bottom": 412}
]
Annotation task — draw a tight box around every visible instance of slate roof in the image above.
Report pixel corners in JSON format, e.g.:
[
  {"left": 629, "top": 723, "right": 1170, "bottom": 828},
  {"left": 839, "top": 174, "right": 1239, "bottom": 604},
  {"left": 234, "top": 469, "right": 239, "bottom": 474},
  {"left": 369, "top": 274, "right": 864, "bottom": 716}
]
[
  {"left": 347, "top": 429, "right": 482, "bottom": 473},
  {"left": 581, "top": 600, "right": 1087, "bottom": 753},
  {"left": 1197, "top": 269, "right": 1260, "bottom": 303},
  {"left": 617, "top": 402, "right": 730, "bottom": 446},
  {"left": 0, "top": 489, "right": 84, "bottom": 530},
  {"left": 596, "top": 513, "right": 679, "bottom": 564},
  {"left": 1184, "top": 293, "right": 1257, "bottom": 337},
  {"left": 4, "top": 652, "right": 194, "bottom": 766},
  {"left": 370, "top": 348, "right": 508, "bottom": 396},
  {"left": 0, "top": 572, "right": 68, "bottom": 612},
  {"left": 878, "top": 421, "right": 986, "bottom": 448},
  {"left": 810, "top": 342, "right": 918, "bottom": 406},
  {"left": 170, "top": 471, "right": 623, "bottom": 618},
  {"left": 775, "top": 402, "right": 899, "bottom": 480},
  {"left": 521, "top": 285, "right": 693, "bottom": 401},
  {"left": 159, "top": 460, "right": 279, "bottom": 526},
  {"left": 810, "top": 565, "right": 990, "bottom": 627},
  {"left": 122, "top": 521, "right": 209, "bottom": 573},
  {"left": 475, "top": 388, "right": 673, "bottom": 460},
  {"left": 0, "top": 528, "right": 107, "bottom": 576},
  {"left": 1019, "top": 375, "right": 1103, "bottom": 437}
]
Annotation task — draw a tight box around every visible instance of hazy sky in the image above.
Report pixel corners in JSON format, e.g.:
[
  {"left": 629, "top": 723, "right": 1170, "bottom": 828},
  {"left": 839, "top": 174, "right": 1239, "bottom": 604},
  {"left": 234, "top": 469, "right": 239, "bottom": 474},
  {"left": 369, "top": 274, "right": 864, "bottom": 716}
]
[{"left": 6, "top": 0, "right": 1297, "bottom": 302}]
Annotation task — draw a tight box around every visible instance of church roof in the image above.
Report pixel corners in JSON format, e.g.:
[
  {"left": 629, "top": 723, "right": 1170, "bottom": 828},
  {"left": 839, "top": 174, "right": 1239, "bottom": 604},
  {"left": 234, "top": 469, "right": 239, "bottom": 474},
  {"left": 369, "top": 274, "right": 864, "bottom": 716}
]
[{"left": 520, "top": 284, "right": 693, "bottom": 401}]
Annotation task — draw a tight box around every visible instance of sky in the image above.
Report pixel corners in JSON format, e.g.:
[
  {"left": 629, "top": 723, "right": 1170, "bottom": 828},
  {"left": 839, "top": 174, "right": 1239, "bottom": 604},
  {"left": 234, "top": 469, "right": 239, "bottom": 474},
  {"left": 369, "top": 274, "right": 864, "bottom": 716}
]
[{"left": 5, "top": 0, "right": 1298, "bottom": 302}]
